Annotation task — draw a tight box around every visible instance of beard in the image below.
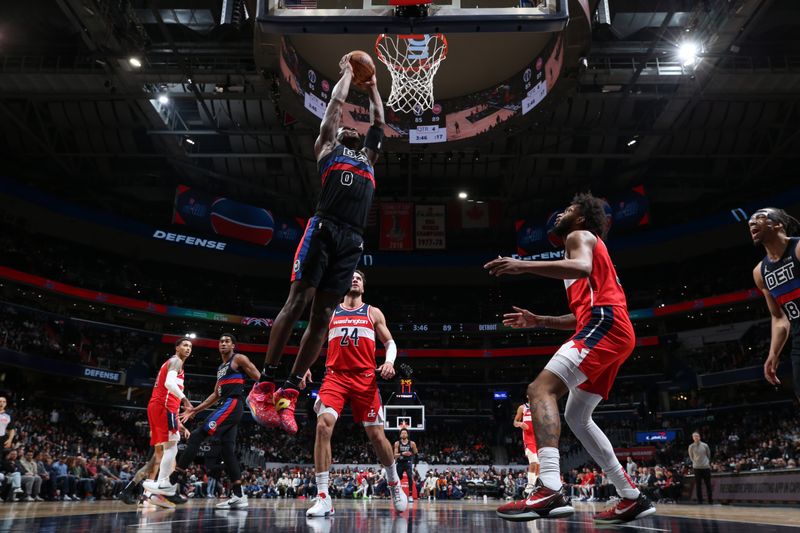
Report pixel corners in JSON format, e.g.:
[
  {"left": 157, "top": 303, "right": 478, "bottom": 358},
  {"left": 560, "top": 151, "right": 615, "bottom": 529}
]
[
  {"left": 348, "top": 288, "right": 363, "bottom": 297},
  {"left": 550, "top": 218, "right": 571, "bottom": 238}
]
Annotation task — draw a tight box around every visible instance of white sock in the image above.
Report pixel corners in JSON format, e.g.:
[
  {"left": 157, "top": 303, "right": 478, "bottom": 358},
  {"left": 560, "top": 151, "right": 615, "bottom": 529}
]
[
  {"left": 385, "top": 462, "right": 399, "bottom": 484},
  {"left": 158, "top": 445, "right": 178, "bottom": 484},
  {"left": 537, "top": 447, "right": 561, "bottom": 491},
  {"left": 316, "top": 471, "right": 329, "bottom": 497},
  {"left": 527, "top": 472, "right": 537, "bottom": 486},
  {"left": 607, "top": 465, "right": 639, "bottom": 500}
]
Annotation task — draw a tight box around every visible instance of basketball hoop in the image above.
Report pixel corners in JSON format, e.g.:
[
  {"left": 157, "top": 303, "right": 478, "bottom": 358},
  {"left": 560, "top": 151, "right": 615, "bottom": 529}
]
[{"left": 375, "top": 33, "right": 448, "bottom": 114}]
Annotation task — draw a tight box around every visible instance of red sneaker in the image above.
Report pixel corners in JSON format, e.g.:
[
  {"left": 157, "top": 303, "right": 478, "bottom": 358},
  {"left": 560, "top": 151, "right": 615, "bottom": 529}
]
[
  {"left": 496, "top": 484, "right": 574, "bottom": 522},
  {"left": 593, "top": 494, "right": 656, "bottom": 524},
  {"left": 274, "top": 387, "right": 300, "bottom": 435},
  {"left": 247, "top": 382, "right": 281, "bottom": 429}
]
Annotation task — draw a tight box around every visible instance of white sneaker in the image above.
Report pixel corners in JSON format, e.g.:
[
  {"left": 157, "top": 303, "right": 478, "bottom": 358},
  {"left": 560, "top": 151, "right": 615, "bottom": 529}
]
[
  {"left": 149, "top": 494, "right": 176, "bottom": 509},
  {"left": 216, "top": 494, "right": 248, "bottom": 509},
  {"left": 307, "top": 492, "right": 334, "bottom": 517},
  {"left": 143, "top": 479, "right": 178, "bottom": 496},
  {"left": 388, "top": 482, "right": 408, "bottom": 512}
]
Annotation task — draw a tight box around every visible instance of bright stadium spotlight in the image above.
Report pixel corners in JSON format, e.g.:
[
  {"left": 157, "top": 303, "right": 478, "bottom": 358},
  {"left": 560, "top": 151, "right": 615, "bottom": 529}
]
[
  {"left": 158, "top": 94, "right": 170, "bottom": 105},
  {"left": 128, "top": 57, "right": 142, "bottom": 68},
  {"left": 187, "top": 333, "right": 197, "bottom": 339},
  {"left": 678, "top": 41, "right": 699, "bottom": 66},
  {"left": 458, "top": 191, "right": 468, "bottom": 200}
]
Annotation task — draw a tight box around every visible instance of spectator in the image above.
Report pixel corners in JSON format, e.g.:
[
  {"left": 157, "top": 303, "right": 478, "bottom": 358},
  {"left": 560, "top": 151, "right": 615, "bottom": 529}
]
[
  {"left": 688, "top": 432, "right": 713, "bottom": 504},
  {"left": 18, "top": 449, "right": 44, "bottom": 501}
]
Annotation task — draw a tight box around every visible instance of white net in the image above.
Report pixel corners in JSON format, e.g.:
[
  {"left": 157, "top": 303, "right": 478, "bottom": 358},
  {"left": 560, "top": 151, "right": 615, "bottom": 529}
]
[{"left": 375, "top": 33, "right": 448, "bottom": 114}]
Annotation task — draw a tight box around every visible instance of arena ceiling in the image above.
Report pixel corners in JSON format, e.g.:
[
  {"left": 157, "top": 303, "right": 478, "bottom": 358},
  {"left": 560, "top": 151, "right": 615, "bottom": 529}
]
[{"left": 0, "top": 0, "right": 798, "bottom": 225}]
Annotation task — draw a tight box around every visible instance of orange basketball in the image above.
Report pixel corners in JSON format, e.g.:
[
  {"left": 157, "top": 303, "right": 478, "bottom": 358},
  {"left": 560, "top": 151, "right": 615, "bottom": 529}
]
[{"left": 349, "top": 50, "right": 375, "bottom": 84}]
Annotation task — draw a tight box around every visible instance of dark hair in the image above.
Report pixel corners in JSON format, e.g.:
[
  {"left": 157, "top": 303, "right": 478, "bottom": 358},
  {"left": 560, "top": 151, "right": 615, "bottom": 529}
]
[
  {"left": 760, "top": 207, "right": 799, "bottom": 236},
  {"left": 572, "top": 192, "right": 609, "bottom": 239},
  {"left": 354, "top": 269, "right": 366, "bottom": 289},
  {"left": 220, "top": 333, "right": 237, "bottom": 344},
  {"left": 174, "top": 337, "right": 192, "bottom": 347}
]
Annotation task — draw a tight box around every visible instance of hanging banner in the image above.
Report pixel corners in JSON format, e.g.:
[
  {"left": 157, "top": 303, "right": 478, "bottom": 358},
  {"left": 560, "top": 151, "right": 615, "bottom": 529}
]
[
  {"left": 379, "top": 202, "right": 414, "bottom": 251},
  {"left": 415, "top": 205, "right": 446, "bottom": 250}
]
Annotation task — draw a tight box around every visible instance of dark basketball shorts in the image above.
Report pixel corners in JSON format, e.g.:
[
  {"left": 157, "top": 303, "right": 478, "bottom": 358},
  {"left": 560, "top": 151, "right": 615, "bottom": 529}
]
[{"left": 290, "top": 216, "right": 364, "bottom": 296}]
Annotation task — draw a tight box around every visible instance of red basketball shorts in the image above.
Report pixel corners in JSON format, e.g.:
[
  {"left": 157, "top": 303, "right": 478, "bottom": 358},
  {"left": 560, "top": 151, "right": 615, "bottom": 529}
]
[
  {"left": 544, "top": 305, "right": 635, "bottom": 400},
  {"left": 147, "top": 402, "right": 179, "bottom": 446},
  {"left": 315, "top": 368, "right": 384, "bottom": 426}
]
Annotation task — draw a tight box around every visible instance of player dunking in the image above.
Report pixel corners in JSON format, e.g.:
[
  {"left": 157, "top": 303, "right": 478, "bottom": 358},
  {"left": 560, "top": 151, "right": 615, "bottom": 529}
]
[
  {"left": 749, "top": 207, "right": 800, "bottom": 400},
  {"left": 486, "top": 193, "right": 656, "bottom": 524},
  {"left": 249, "top": 54, "right": 385, "bottom": 435},
  {"left": 149, "top": 333, "right": 263, "bottom": 510},
  {"left": 120, "top": 338, "right": 192, "bottom": 507},
  {"left": 393, "top": 428, "right": 418, "bottom": 502},
  {"left": 513, "top": 401, "right": 539, "bottom": 496},
  {"left": 306, "top": 270, "right": 408, "bottom": 517}
]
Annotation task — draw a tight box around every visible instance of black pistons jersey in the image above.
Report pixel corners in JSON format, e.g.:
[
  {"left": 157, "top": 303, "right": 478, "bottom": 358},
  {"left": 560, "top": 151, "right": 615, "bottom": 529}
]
[
  {"left": 216, "top": 358, "right": 245, "bottom": 398},
  {"left": 397, "top": 440, "right": 413, "bottom": 461},
  {"left": 316, "top": 144, "right": 375, "bottom": 232},
  {"left": 761, "top": 237, "right": 800, "bottom": 329}
]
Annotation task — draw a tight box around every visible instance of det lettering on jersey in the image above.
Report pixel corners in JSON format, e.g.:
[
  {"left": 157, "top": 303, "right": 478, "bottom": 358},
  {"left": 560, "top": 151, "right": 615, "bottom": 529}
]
[
  {"left": 342, "top": 148, "right": 368, "bottom": 163},
  {"left": 764, "top": 262, "right": 795, "bottom": 290}
]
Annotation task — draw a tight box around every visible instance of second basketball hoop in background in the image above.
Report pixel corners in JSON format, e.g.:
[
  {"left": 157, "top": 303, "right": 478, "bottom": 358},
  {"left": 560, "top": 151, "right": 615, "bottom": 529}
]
[
  {"left": 348, "top": 50, "right": 375, "bottom": 84},
  {"left": 375, "top": 33, "right": 447, "bottom": 114}
]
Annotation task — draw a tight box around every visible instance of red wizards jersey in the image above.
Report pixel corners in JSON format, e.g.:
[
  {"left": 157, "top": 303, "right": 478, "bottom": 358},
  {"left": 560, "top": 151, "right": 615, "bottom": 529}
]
[
  {"left": 564, "top": 236, "right": 628, "bottom": 330},
  {"left": 149, "top": 357, "right": 184, "bottom": 413},
  {"left": 522, "top": 403, "right": 537, "bottom": 452},
  {"left": 327, "top": 303, "right": 376, "bottom": 371}
]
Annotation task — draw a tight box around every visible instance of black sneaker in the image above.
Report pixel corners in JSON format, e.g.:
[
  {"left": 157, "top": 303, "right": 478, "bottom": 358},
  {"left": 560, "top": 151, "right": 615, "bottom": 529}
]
[
  {"left": 165, "top": 491, "right": 188, "bottom": 505},
  {"left": 120, "top": 481, "right": 144, "bottom": 505}
]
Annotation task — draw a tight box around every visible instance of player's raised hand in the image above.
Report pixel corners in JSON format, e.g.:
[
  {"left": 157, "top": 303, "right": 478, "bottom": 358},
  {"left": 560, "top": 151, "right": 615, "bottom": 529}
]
[
  {"left": 484, "top": 256, "right": 525, "bottom": 276},
  {"left": 503, "top": 306, "right": 542, "bottom": 329},
  {"left": 298, "top": 369, "right": 313, "bottom": 390},
  {"left": 378, "top": 361, "right": 396, "bottom": 380},
  {"left": 764, "top": 354, "right": 781, "bottom": 386},
  {"left": 339, "top": 54, "right": 354, "bottom": 76}
]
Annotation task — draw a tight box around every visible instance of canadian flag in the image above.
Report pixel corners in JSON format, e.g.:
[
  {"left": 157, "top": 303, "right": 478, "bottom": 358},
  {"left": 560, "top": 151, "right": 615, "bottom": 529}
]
[{"left": 461, "top": 201, "right": 489, "bottom": 228}]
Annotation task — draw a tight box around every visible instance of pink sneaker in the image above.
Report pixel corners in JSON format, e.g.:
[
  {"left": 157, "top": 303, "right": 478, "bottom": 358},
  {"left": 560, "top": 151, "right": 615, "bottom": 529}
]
[
  {"left": 274, "top": 387, "right": 300, "bottom": 435},
  {"left": 247, "top": 382, "right": 281, "bottom": 429}
]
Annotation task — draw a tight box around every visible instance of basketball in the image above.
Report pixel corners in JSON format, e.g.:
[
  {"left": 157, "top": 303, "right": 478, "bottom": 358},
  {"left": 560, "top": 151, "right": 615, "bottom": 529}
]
[{"left": 349, "top": 50, "right": 375, "bottom": 84}]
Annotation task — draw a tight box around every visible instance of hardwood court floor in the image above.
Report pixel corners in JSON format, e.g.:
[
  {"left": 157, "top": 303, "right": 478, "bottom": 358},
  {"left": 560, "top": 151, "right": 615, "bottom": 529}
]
[{"left": 1, "top": 497, "right": 799, "bottom": 532}]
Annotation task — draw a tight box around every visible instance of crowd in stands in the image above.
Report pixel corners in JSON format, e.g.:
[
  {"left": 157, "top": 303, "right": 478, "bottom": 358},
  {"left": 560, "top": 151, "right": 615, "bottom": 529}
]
[{"left": 1, "top": 390, "right": 798, "bottom": 504}]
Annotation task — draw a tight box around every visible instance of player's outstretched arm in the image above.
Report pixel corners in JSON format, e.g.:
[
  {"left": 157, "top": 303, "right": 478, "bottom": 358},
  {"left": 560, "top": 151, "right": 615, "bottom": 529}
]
[
  {"left": 314, "top": 55, "right": 354, "bottom": 162},
  {"left": 754, "top": 264, "right": 790, "bottom": 385},
  {"left": 181, "top": 389, "right": 220, "bottom": 423},
  {"left": 372, "top": 306, "right": 397, "bottom": 379},
  {"left": 502, "top": 306, "right": 576, "bottom": 331},
  {"left": 484, "top": 230, "right": 595, "bottom": 279},
  {"left": 363, "top": 74, "right": 385, "bottom": 166}
]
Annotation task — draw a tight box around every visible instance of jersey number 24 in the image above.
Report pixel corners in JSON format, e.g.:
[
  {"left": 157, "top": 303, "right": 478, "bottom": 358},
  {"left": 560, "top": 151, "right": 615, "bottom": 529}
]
[{"left": 339, "top": 327, "right": 360, "bottom": 346}]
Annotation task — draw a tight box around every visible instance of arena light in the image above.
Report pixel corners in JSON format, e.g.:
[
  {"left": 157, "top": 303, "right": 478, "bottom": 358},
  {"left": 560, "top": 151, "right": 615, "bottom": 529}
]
[
  {"left": 128, "top": 57, "right": 142, "bottom": 68},
  {"left": 458, "top": 191, "right": 468, "bottom": 200},
  {"left": 185, "top": 137, "right": 196, "bottom": 146},
  {"left": 187, "top": 333, "right": 197, "bottom": 339},
  {"left": 678, "top": 41, "right": 699, "bottom": 66},
  {"left": 158, "top": 94, "right": 170, "bottom": 105}
]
